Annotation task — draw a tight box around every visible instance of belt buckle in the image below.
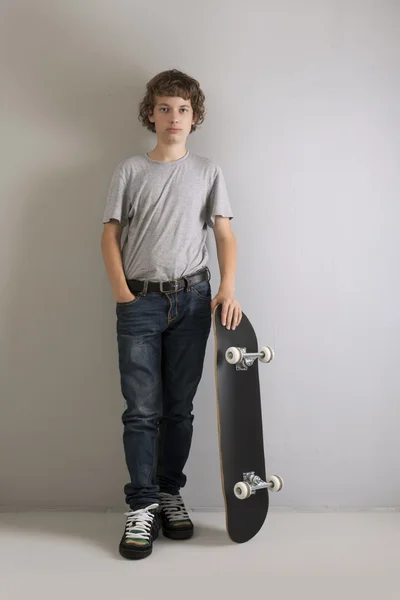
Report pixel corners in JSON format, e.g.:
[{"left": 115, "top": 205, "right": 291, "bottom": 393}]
[{"left": 160, "top": 279, "right": 179, "bottom": 292}]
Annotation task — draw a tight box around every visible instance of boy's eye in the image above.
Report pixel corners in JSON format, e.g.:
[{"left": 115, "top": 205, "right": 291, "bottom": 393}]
[{"left": 159, "top": 108, "right": 189, "bottom": 113}]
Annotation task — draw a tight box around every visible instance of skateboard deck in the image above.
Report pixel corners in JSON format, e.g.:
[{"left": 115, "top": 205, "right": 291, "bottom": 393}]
[{"left": 212, "top": 304, "right": 283, "bottom": 543}]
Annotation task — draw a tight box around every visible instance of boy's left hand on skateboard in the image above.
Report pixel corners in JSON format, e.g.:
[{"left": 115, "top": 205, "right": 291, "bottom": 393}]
[{"left": 211, "top": 289, "right": 242, "bottom": 330}]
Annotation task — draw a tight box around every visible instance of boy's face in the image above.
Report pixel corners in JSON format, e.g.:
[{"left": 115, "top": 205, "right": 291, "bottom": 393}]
[{"left": 148, "top": 96, "right": 196, "bottom": 141}]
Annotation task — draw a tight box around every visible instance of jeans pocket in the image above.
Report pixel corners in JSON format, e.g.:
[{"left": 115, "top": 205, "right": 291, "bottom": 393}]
[
  {"left": 190, "top": 280, "right": 211, "bottom": 301},
  {"left": 116, "top": 295, "right": 142, "bottom": 307}
]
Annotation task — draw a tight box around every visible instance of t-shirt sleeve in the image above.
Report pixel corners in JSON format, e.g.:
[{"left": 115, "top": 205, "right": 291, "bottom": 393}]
[
  {"left": 102, "top": 162, "right": 130, "bottom": 227},
  {"left": 206, "top": 165, "right": 234, "bottom": 228}
]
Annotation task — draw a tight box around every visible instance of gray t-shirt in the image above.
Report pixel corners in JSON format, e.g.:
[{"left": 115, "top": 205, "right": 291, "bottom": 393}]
[{"left": 102, "top": 150, "right": 233, "bottom": 281}]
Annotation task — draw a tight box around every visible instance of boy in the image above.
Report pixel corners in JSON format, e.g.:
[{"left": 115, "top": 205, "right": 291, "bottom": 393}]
[{"left": 101, "top": 69, "right": 241, "bottom": 559}]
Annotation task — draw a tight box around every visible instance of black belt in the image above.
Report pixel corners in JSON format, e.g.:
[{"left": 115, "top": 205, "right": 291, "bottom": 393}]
[{"left": 126, "top": 267, "right": 210, "bottom": 294}]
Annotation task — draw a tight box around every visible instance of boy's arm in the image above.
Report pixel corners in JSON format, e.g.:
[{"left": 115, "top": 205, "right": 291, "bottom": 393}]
[
  {"left": 211, "top": 216, "right": 242, "bottom": 330},
  {"left": 101, "top": 220, "right": 135, "bottom": 303}
]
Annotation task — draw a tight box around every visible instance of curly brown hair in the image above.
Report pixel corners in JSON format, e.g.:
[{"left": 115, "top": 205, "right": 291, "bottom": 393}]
[{"left": 138, "top": 69, "right": 206, "bottom": 134}]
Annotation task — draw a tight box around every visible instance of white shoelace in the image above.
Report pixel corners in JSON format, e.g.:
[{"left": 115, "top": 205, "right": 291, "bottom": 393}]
[
  {"left": 124, "top": 503, "right": 159, "bottom": 541},
  {"left": 160, "top": 493, "right": 190, "bottom": 522}
]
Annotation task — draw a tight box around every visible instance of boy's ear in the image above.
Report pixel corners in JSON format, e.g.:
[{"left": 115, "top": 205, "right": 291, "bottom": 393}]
[{"left": 148, "top": 109, "right": 155, "bottom": 123}]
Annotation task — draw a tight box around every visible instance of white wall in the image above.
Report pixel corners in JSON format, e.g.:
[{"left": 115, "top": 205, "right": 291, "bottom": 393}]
[{"left": 1, "top": 0, "right": 399, "bottom": 510}]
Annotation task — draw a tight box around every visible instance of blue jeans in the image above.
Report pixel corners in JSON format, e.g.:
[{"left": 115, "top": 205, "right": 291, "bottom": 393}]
[{"left": 116, "top": 268, "right": 212, "bottom": 510}]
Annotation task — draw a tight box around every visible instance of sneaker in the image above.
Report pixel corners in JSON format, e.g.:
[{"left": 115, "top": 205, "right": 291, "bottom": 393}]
[
  {"left": 119, "top": 503, "right": 160, "bottom": 559},
  {"left": 159, "top": 492, "right": 194, "bottom": 540}
]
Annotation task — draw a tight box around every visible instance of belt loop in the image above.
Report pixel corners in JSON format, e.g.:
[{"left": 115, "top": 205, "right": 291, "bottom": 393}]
[
  {"left": 206, "top": 266, "right": 211, "bottom": 281},
  {"left": 183, "top": 276, "right": 191, "bottom": 292},
  {"left": 140, "top": 280, "right": 148, "bottom": 296}
]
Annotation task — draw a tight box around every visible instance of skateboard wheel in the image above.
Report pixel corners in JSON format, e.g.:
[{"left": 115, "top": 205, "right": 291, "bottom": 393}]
[
  {"left": 234, "top": 481, "right": 252, "bottom": 500},
  {"left": 259, "top": 346, "right": 274, "bottom": 363},
  {"left": 226, "top": 347, "right": 242, "bottom": 365},
  {"left": 267, "top": 475, "right": 284, "bottom": 492}
]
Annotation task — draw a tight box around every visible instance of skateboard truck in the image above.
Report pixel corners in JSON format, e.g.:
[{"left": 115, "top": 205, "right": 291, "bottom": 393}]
[
  {"left": 234, "top": 472, "right": 284, "bottom": 500},
  {"left": 225, "top": 346, "right": 274, "bottom": 371}
]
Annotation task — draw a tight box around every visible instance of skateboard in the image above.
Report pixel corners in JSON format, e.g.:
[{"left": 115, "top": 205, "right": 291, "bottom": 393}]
[{"left": 212, "top": 304, "right": 283, "bottom": 543}]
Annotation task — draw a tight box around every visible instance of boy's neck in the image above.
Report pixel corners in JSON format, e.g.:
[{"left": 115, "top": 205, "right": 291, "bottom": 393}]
[{"left": 147, "top": 142, "right": 188, "bottom": 163}]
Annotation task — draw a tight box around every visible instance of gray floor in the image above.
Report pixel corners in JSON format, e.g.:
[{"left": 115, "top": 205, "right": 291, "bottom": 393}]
[{"left": 1, "top": 510, "right": 399, "bottom": 600}]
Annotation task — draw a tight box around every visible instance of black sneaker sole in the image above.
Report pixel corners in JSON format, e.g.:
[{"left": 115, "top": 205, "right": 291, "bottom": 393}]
[
  {"left": 119, "top": 544, "right": 153, "bottom": 560},
  {"left": 162, "top": 527, "right": 193, "bottom": 540}
]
